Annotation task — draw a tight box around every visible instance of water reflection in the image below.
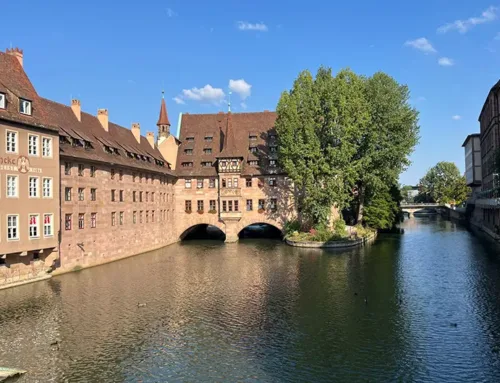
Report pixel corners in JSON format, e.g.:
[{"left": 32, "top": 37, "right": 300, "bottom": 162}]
[{"left": 1, "top": 217, "right": 500, "bottom": 382}]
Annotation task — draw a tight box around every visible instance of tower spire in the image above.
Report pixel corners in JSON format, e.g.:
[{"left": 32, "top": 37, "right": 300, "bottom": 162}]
[
  {"left": 228, "top": 91, "right": 232, "bottom": 113},
  {"left": 157, "top": 90, "right": 171, "bottom": 139}
]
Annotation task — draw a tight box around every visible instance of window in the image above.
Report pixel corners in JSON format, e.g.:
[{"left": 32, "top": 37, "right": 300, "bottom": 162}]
[
  {"left": 269, "top": 177, "right": 276, "bottom": 187},
  {"left": 197, "top": 200, "right": 204, "bottom": 212},
  {"left": 111, "top": 169, "right": 115, "bottom": 180},
  {"left": 258, "top": 199, "right": 265, "bottom": 210},
  {"left": 209, "top": 178, "right": 216, "bottom": 188},
  {"left": 204, "top": 148, "right": 212, "bottom": 154},
  {"left": 78, "top": 164, "right": 84, "bottom": 176},
  {"left": 210, "top": 200, "right": 216, "bottom": 212},
  {"left": 184, "top": 149, "right": 193, "bottom": 155},
  {"left": 119, "top": 190, "right": 124, "bottom": 202},
  {"left": 246, "top": 178, "right": 252, "bottom": 187},
  {"left": 78, "top": 213, "right": 85, "bottom": 229},
  {"left": 248, "top": 160, "right": 258, "bottom": 166},
  {"left": 140, "top": 211, "right": 143, "bottom": 224},
  {"left": 270, "top": 146, "right": 278, "bottom": 153},
  {"left": 111, "top": 189, "right": 116, "bottom": 202},
  {"left": 197, "top": 179, "right": 204, "bottom": 189},
  {"left": 19, "top": 99, "right": 32, "bottom": 115},
  {"left": 185, "top": 200, "right": 192, "bottom": 212},
  {"left": 6, "top": 130, "right": 17, "bottom": 153},
  {"left": 223, "top": 201, "right": 227, "bottom": 212},
  {"left": 140, "top": 191, "right": 143, "bottom": 202},
  {"left": 152, "top": 192, "right": 155, "bottom": 203},
  {"left": 246, "top": 199, "right": 253, "bottom": 211},
  {"left": 249, "top": 134, "right": 257, "bottom": 141},
  {"left": 111, "top": 212, "right": 116, "bottom": 226},
  {"left": 249, "top": 146, "right": 257, "bottom": 153},
  {"left": 152, "top": 210, "right": 155, "bottom": 222},
  {"left": 201, "top": 161, "right": 212, "bottom": 167},
  {"left": 78, "top": 188, "right": 84, "bottom": 201},
  {"left": 7, "top": 175, "right": 18, "bottom": 197},
  {"left": 233, "top": 178, "right": 238, "bottom": 188},
  {"left": 182, "top": 162, "right": 193, "bottom": 167},
  {"left": 146, "top": 192, "right": 149, "bottom": 202},
  {"left": 185, "top": 179, "right": 192, "bottom": 188},
  {"left": 133, "top": 211, "right": 137, "bottom": 224},
  {"left": 64, "top": 162, "right": 72, "bottom": 175},
  {"left": 42, "top": 137, "right": 52, "bottom": 157},
  {"left": 119, "top": 212, "right": 124, "bottom": 225},
  {"left": 42, "top": 178, "right": 52, "bottom": 198},
  {"left": 186, "top": 136, "right": 195, "bottom": 142},
  {"left": 234, "top": 200, "right": 239, "bottom": 212},
  {"left": 7, "top": 215, "right": 19, "bottom": 240},
  {"left": 270, "top": 198, "right": 277, "bottom": 211},
  {"left": 269, "top": 133, "right": 277, "bottom": 140},
  {"left": 44, "top": 214, "right": 53, "bottom": 236},
  {"left": 91, "top": 188, "right": 96, "bottom": 201},
  {"left": 28, "top": 134, "right": 39, "bottom": 156},
  {"left": 228, "top": 200, "right": 233, "bottom": 212},
  {"left": 146, "top": 211, "right": 149, "bottom": 223},
  {"left": 65, "top": 214, "right": 72, "bottom": 230},
  {"left": 0, "top": 92, "right": 5, "bottom": 109},
  {"left": 29, "top": 176, "right": 39, "bottom": 197},
  {"left": 119, "top": 170, "right": 123, "bottom": 181},
  {"left": 269, "top": 159, "right": 277, "bottom": 167},
  {"left": 133, "top": 191, "right": 136, "bottom": 202},
  {"left": 65, "top": 187, "right": 72, "bottom": 201},
  {"left": 205, "top": 136, "right": 213, "bottom": 142},
  {"left": 222, "top": 178, "right": 227, "bottom": 188}
]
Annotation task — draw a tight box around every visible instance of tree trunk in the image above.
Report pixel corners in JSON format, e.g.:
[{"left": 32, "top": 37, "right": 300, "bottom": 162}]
[{"left": 357, "top": 185, "right": 365, "bottom": 224}]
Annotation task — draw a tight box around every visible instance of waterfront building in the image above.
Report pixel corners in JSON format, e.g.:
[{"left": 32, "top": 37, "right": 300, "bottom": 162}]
[
  {"left": 462, "top": 134, "right": 482, "bottom": 191},
  {"left": 0, "top": 49, "right": 60, "bottom": 283}
]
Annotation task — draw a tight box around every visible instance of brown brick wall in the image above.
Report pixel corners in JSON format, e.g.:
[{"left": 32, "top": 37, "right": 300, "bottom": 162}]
[{"left": 58, "top": 158, "right": 177, "bottom": 272}]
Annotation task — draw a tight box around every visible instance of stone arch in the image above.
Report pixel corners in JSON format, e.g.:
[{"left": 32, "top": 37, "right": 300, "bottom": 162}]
[
  {"left": 233, "top": 217, "right": 284, "bottom": 240},
  {"left": 178, "top": 222, "right": 226, "bottom": 240}
]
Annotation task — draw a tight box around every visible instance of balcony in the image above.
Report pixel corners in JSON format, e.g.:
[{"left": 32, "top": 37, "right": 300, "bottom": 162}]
[
  {"left": 220, "top": 188, "right": 241, "bottom": 197},
  {"left": 475, "top": 187, "right": 500, "bottom": 208}
]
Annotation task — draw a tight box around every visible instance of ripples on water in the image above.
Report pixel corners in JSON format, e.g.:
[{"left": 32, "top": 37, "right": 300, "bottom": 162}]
[{"left": 1, "top": 217, "right": 500, "bottom": 382}]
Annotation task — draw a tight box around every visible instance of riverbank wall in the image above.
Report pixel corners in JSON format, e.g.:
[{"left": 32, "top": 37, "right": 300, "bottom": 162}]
[{"left": 285, "top": 232, "right": 377, "bottom": 249}]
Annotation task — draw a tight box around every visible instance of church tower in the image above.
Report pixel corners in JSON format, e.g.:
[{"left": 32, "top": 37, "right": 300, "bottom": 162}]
[{"left": 157, "top": 90, "right": 171, "bottom": 142}]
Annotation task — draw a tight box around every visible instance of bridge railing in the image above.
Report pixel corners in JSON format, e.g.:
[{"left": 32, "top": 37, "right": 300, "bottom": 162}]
[
  {"left": 477, "top": 187, "right": 500, "bottom": 200},
  {"left": 400, "top": 203, "right": 439, "bottom": 207}
]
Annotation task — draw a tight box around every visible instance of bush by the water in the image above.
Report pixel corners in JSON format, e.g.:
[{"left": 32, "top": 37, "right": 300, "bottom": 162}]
[{"left": 286, "top": 219, "right": 373, "bottom": 243}]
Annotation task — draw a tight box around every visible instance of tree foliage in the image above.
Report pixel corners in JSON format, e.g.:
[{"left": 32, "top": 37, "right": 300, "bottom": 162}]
[
  {"left": 419, "top": 162, "right": 469, "bottom": 205},
  {"left": 276, "top": 67, "right": 419, "bottom": 229},
  {"left": 363, "top": 184, "right": 403, "bottom": 230}
]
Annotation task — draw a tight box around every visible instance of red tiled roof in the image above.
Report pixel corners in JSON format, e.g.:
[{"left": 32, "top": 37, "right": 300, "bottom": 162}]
[
  {"left": 218, "top": 112, "right": 242, "bottom": 158},
  {"left": 176, "top": 111, "right": 281, "bottom": 177},
  {"left": 157, "top": 97, "right": 170, "bottom": 126},
  {"left": 0, "top": 50, "right": 58, "bottom": 131},
  {"left": 41, "top": 98, "right": 175, "bottom": 176}
]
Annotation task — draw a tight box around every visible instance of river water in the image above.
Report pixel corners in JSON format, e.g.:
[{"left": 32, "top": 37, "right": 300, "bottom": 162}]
[{"left": 1, "top": 217, "right": 500, "bottom": 382}]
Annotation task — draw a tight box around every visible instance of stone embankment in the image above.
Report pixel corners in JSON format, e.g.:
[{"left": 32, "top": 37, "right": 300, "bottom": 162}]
[{"left": 285, "top": 232, "right": 377, "bottom": 249}]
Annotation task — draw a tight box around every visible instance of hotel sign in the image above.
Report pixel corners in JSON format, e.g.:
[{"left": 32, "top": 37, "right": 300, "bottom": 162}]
[{"left": 0, "top": 156, "right": 42, "bottom": 173}]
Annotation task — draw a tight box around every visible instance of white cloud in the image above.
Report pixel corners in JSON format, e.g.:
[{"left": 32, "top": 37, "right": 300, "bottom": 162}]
[
  {"left": 176, "top": 84, "right": 225, "bottom": 104},
  {"left": 438, "top": 6, "right": 497, "bottom": 34},
  {"left": 229, "top": 79, "right": 252, "bottom": 99},
  {"left": 173, "top": 96, "right": 185, "bottom": 105},
  {"left": 438, "top": 57, "right": 455, "bottom": 66},
  {"left": 237, "top": 21, "right": 268, "bottom": 32},
  {"left": 166, "top": 8, "right": 177, "bottom": 17},
  {"left": 452, "top": 115, "right": 462, "bottom": 120},
  {"left": 240, "top": 102, "right": 247, "bottom": 110},
  {"left": 404, "top": 38, "right": 437, "bottom": 54}
]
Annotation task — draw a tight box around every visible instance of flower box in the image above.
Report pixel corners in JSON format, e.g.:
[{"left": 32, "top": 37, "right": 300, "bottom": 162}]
[
  {"left": 208, "top": 209, "right": 217, "bottom": 214},
  {"left": 197, "top": 210, "right": 204, "bottom": 214},
  {"left": 185, "top": 210, "right": 192, "bottom": 214}
]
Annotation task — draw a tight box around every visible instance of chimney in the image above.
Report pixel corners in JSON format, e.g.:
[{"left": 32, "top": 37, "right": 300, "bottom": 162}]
[
  {"left": 71, "top": 99, "right": 81, "bottom": 122},
  {"left": 97, "top": 109, "right": 108, "bottom": 132},
  {"left": 146, "top": 132, "right": 155, "bottom": 148},
  {"left": 6, "top": 47, "right": 23, "bottom": 68},
  {"left": 131, "top": 123, "right": 141, "bottom": 143}
]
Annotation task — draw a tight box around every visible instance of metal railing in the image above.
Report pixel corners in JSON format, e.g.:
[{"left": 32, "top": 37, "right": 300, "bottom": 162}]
[{"left": 477, "top": 187, "right": 500, "bottom": 199}]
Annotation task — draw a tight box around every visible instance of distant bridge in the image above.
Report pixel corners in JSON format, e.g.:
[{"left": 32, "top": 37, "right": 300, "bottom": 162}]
[{"left": 400, "top": 203, "right": 441, "bottom": 216}]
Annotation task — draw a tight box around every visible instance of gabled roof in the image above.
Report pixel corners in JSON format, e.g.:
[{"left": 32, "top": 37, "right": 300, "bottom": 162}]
[
  {"left": 41, "top": 98, "right": 175, "bottom": 175},
  {"left": 176, "top": 111, "right": 280, "bottom": 177},
  {"left": 0, "top": 50, "right": 58, "bottom": 131}
]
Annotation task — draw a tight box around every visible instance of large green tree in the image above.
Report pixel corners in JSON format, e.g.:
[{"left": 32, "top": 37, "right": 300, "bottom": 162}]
[
  {"left": 419, "top": 162, "right": 469, "bottom": 204},
  {"left": 276, "top": 67, "right": 419, "bottom": 228}
]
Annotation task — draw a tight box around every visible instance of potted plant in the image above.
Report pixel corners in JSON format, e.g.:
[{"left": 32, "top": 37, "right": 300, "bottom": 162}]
[
  {"left": 208, "top": 209, "right": 217, "bottom": 214},
  {"left": 258, "top": 208, "right": 265, "bottom": 214},
  {"left": 185, "top": 209, "right": 192, "bottom": 214},
  {"left": 197, "top": 210, "right": 204, "bottom": 214}
]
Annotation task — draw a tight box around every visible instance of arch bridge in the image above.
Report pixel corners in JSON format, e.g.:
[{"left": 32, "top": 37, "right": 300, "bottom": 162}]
[{"left": 401, "top": 203, "right": 441, "bottom": 217}]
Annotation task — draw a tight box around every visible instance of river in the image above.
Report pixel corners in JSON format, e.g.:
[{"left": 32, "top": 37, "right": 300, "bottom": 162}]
[{"left": 1, "top": 217, "right": 500, "bottom": 382}]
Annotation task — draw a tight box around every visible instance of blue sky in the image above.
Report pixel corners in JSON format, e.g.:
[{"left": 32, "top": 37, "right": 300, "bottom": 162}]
[{"left": 3, "top": 0, "right": 500, "bottom": 185}]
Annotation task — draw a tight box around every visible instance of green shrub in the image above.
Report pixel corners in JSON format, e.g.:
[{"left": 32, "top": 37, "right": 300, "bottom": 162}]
[
  {"left": 284, "top": 219, "right": 301, "bottom": 235},
  {"left": 333, "top": 219, "right": 347, "bottom": 237}
]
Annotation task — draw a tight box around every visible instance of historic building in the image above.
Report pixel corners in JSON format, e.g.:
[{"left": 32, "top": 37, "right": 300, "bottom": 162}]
[
  {"left": 0, "top": 49, "right": 60, "bottom": 284},
  {"left": 174, "top": 111, "right": 296, "bottom": 242},
  {"left": 0, "top": 46, "right": 297, "bottom": 289}
]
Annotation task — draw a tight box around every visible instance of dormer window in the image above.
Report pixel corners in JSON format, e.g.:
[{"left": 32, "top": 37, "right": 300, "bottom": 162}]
[
  {"left": 181, "top": 162, "right": 193, "bottom": 168},
  {"left": 249, "top": 135, "right": 257, "bottom": 141},
  {"left": 248, "top": 160, "right": 259, "bottom": 166},
  {"left": 249, "top": 146, "right": 257, "bottom": 153},
  {"left": 268, "top": 133, "right": 276, "bottom": 140},
  {"left": 204, "top": 148, "right": 212, "bottom": 154},
  {"left": 184, "top": 149, "right": 193, "bottom": 155},
  {"left": 0, "top": 93, "right": 5, "bottom": 109},
  {"left": 201, "top": 161, "right": 212, "bottom": 167},
  {"left": 269, "top": 159, "right": 277, "bottom": 167},
  {"left": 270, "top": 146, "right": 278, "bottom": 153},
  {"left": 204, "top": 135, "right": 213, "bottom": 142},
  {"left": 186, "top": 136, "right": 195, "bottom": 142},
  {"left": 19, "top": 98, "right": 32, "bottom": 115}
]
